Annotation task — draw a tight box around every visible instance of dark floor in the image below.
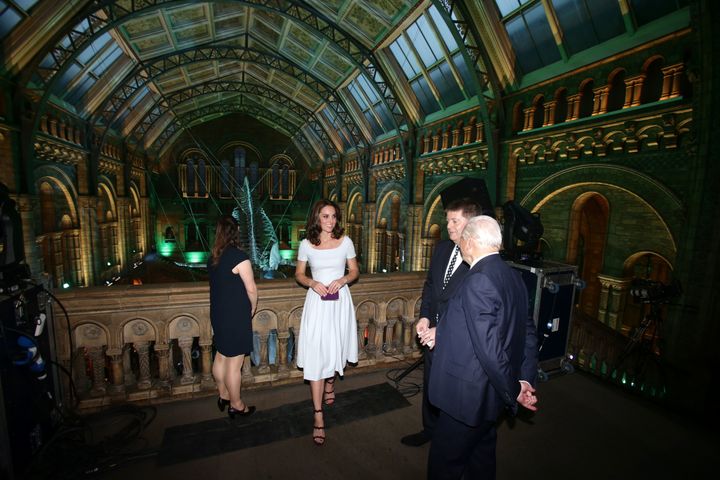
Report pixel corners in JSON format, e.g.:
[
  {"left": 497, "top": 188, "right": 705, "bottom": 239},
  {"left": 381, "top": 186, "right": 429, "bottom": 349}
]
[{"left": 42, "top": 364, "right": 719, "bottom": 480}]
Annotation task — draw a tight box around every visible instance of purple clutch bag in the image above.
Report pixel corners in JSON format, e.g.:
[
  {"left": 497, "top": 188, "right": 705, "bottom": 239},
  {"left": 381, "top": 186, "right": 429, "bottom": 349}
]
[{"left": 321, "top": 291, "right": 339, "bottom": 301}]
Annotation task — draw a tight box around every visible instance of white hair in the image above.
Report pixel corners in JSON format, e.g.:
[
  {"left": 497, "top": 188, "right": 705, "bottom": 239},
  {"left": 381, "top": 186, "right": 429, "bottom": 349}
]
[{"left": 461, "top": 215, "right": 503, "bottom": 250}]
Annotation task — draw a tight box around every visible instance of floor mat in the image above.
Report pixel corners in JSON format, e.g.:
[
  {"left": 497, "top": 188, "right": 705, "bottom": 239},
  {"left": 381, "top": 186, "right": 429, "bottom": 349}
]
[{"left": 157, "top": 382, "right": 410, "bottom": 466}]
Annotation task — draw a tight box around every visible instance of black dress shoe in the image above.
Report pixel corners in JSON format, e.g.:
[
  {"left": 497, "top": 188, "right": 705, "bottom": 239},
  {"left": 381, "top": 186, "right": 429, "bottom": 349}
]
[
  {"left": 400, "top": 431, "right": 430, "bottom": 447},
  {"left": 228, "top": 405, "right": 256, "bottom": 419}
]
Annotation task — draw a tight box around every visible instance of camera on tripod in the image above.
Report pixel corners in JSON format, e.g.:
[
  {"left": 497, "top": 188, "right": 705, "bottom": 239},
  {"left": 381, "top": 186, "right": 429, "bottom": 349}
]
[{"left": 629, "top": 279, "right": 681, "bottom": 304}]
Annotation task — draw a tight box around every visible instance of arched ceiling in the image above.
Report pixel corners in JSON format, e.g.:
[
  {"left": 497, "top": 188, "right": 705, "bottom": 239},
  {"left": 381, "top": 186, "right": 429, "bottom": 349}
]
[
  {"left": 2, "top": 0, "right": 688, "bottom": 168},
  {"left": 21, "top": 0, "right": 426, "bottom": 165}
]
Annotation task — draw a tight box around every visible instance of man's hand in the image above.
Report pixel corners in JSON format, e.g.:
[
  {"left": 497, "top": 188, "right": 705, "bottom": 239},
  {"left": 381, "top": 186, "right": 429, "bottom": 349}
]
[
  {"left": 416, "top": 318, "right": 436, "bottom": 349},
  {"left": 517, "top": 381, "right": 538, "bottom": 411}
]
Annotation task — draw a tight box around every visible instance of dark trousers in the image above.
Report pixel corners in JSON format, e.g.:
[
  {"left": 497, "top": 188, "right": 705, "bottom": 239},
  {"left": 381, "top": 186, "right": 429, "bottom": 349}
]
[
  {"left": 421, "top": 348, "right": 440, "bottom": 436},
  {"left": 427, "top": 411, "right": 497, "bottom": 480}
]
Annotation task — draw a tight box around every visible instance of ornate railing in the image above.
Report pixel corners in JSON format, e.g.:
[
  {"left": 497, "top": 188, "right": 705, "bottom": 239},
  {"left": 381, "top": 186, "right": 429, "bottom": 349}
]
[
  {"left": 568, "top": 311, "right": 666, "bottom": 397},
  {"left": 53, "top": 272, "right": 426, "bottom": 409}
]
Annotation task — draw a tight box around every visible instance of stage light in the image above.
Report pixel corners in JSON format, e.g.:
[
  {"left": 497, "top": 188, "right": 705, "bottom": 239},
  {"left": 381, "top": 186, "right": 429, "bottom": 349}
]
[
  {"left": 62, "top": 282, "right": 70, "bottom": 289},
  {"left": 501, "top": 200, "right": 544, "bottom": 262}
]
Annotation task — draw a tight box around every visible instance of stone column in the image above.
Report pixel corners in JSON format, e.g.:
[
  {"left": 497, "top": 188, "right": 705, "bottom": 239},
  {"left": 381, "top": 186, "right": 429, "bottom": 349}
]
[
  {"left": 623, "top": 74, "right": 646, "bottom": 108},
  {"left": 357, "top": 319, "right": 369, "bottom": 360},
  {"left": 177, "top": 337, "right": 195, "bottom": 385},
  {"left": 659, "top": 64, "right": 683, "bottom": 100},
  {"left": 566, "top": 94, "right": 580, "bottom": 121},
  {"left": 592, "top": 86, "right": 609, "bottom": 115},
  {"left": 123, "top": 346, "right": 136, "bottom": 386},
  {"left": 475, "top": 122, "right": 484, "bottom": 143},
  {"left": 596, "top": 277, "right": 613, "bottom": 327},
  {"left": 77, "top": 195, "right": 98, "bottom": 286},
  {"left": 364, "top": 203, "right": 377, "bottom": 273},
  {"left": 135, "top": 341, "right": 152, "bottom": 389},
  {"left": 155, "top": 343, "right": 170, "bottom": 387},
  {"left": 451, "top": 127, "right": 460, "bottom": 148},
  {"left": 543, "top": 100, "right": 557, "bottom": 127},
  {"left": 522, "top": 106, "right": 535, "bottom": 131},
  {"left": 402, "top": 315, "right": 414, "bottom": 354},
  {"left": 241, "top": 356, "right": 254, "bottom": 385},
  {"left": 463, "top": 125, "right": 473, "bottom": 145},
  {"left": 88, "top": 346, "right": 107, "bottom": 396},
  {"left": 107, "top": 348, "right": 125, "bottom": 394},
  {"left": 116, "top": 196, "right": 130, "bottom": 272},
  {"left": 15, "top": 195, "right": 43, "bottom": 277},
  {"left": 199, "top": 342, "right": 214, "bottom": 388},
  {"left": 258, "top": 333, "right": 271, "bottom": 374},
  {"left": 277, "top": 332, "right": 290, "bottom": 377}
]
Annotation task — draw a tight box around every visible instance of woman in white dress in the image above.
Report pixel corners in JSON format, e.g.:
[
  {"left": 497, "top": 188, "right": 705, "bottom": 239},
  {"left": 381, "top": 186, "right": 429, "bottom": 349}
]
[{"left": 295, "top": 199, "right": 359, "bottom": 446}]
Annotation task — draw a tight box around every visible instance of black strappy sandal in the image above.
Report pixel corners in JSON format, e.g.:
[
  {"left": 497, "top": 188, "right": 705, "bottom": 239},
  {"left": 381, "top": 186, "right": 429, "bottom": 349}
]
[{"left": 313, "top": 408, "right": 325, "bottom": 446}]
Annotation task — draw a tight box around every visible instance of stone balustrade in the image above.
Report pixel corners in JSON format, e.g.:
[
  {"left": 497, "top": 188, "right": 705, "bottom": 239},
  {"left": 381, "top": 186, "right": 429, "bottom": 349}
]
[{"left": 53, "top": 272, "right": 426, "bottom": 409}]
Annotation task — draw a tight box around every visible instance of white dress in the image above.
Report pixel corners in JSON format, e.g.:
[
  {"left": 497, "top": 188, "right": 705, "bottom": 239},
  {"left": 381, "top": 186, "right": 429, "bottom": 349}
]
[{"left": 296, "top": 236, "right": 358, "bottom": 381}]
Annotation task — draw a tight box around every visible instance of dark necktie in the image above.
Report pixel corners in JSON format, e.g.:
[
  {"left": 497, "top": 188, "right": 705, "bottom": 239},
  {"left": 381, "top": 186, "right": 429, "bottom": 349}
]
[{"left": 443, "top": 245, "right": 459, "bottom": 289}]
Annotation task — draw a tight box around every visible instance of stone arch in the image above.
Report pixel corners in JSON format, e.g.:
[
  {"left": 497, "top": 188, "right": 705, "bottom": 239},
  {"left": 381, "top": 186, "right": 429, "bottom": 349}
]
[
  {"left": 253, "top": 310, "right": 279, "bottom": 334},
  {"left": 606, "top": 68, "right": 626, "bottom": 112},
  {"left": 168, "top": 315, "right": 201, "bottom": 340},
  {"left": 121, "top": 317, "right": 157, "bottom": 346},
  {"left": 641, "top": 56, "right": 664, "bottom": 104},
  {"left": 74, "top": 322, "right": 110, "bottom": 349},
  {"left": 34, "top": 167, "right": 78, "bottom": 225},
  {"left": 522, "top": 164, "right": 680, "bottom": 275}
]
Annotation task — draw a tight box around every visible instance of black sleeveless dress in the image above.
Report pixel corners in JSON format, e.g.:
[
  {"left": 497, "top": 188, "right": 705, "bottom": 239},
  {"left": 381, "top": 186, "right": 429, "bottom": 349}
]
[{"left": 208, "top": 247, "right": 253, "bottom": 356}]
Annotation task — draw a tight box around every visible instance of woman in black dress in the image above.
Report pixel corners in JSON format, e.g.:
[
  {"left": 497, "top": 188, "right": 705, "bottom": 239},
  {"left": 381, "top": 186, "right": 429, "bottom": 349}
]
[{"left": 208, "top": 216, "right": 257, "bottom": 417}]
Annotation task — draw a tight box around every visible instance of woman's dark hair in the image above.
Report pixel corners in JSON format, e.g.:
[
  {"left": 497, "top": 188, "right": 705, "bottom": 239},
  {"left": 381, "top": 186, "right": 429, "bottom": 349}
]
[
  {"left": 210, "top": 215, "right": 241, "bottom": 266},
  {"left": 305, "top": 199, "right": 344, "bottom": 246}
]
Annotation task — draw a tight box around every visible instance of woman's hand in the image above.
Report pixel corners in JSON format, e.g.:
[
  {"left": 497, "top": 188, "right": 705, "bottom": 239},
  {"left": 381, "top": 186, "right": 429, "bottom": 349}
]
[
  {"left": 327, "top": 277, "right": 346, "bottom": 294},
  {"left": 311, "top": 280, "right": 329, "bottom": 296}
]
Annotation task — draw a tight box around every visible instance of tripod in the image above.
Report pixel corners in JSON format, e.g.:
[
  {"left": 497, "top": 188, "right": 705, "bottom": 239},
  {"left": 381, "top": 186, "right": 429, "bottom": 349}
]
[
  {"left": 394, "top": 355, "right": 424, "bottom": 382},
  {"left": 616, "top": 301, "right": 666, "bottom": 391}
]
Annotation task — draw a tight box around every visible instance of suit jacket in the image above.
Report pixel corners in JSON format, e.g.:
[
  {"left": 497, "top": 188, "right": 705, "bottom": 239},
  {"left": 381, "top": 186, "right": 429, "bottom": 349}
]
[
  {"left": 428, "top": 253, "right": 539, "bottom": 427},
  {"left": 419, "top": 239, "right": 470, "bottom": 328}
]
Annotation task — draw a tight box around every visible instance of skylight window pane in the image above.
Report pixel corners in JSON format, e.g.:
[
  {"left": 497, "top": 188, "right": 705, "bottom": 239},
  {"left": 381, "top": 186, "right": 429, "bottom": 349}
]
[
  {"left": 586, "top": 0, "right": 624, "bottom": 42},
  {"left": 364, "top": 110, "right": 382, "bottom": 137},
  {"left": 0, "top": 7, "right": 22, "bottom": 40},
  {"left": 15, "top": 0, "right": 38, "bottom": 10},
  {"left": 406, "top": 23, "right": 438, "bottom": 68},
  {"left": 524, "top": 3, "right": 561, "bottom": 66},
  {"left": 92, "top": 45, "right": 122, "bottom": 76},
  {"left": 376, "top": 103, "right": 394, "bottom": 131},
  {"left": 411, "top": 77, "right": 440, "bottom": 115},
  {"left": 495, "top": 0, "right": 521, "bottom": 17},
  {"left": 55, "top": 62, "right": 82, "bottom": 90},
  {"left": 428, "top": 6, "right": 458, "bottom": 52},
  {"left": 429, "top": 63, "right": 464, "bottom": 106},
  {"left": 505, "top": 16, "right": 543, "bottom": 74},
  {"left": 357, "top": 75, "right": 378, "bottom": 104},
  {"left": 66, "top": 75, "right": 96, "bottom": 105},
  {"left": 552, "top": 0, "right": 597, "bottom": 54},
  {"left": 77, "top": 33, "right": 111, "bottom": 64},
  {"left": 629, "top": 0, "right": 687, "bottom": 27},
  {"left": 348, "top": 83, "right": 368, "bottom": 109},
  {"left": 452, "top": 53, "right": 476, "bottom": 97},
  {"left": 390, "top": 38, "right": 420, "bottom": 78}
]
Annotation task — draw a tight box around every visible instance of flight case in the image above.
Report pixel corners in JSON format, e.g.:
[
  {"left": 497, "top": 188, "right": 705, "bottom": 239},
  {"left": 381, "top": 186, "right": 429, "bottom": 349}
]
[{"left": 507, "top": 260, "right": 583, "bottom": 380}]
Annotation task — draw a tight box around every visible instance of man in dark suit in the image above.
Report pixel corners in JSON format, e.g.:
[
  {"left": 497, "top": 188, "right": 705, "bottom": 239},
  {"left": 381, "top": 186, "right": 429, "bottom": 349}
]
[
  {"left": 401, "top": 198, "right": 481, "bottom": 447},
  {"left": 427, "top": 215, "right": 539, "bottom": 480}
]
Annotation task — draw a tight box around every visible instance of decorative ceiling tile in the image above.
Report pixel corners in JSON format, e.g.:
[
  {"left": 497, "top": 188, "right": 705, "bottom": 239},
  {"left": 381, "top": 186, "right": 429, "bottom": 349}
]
[
  {"left": 167, "top": 5, "right": 207, "bottom": 28},
  {"left": 123, "top": 15, "right": 164, "bottom": 39},
  {"left": 175, "top": 24, "right": 211, "bottom": 44},
  {"left": 345, "top": 4, "right": 387, "bottom": 41}
]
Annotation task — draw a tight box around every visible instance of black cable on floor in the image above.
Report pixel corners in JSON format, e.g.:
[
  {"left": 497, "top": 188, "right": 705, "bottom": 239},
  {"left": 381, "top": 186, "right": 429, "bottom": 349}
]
[{"left": 25, "top": 404, "right": 158, "bottom": 479}]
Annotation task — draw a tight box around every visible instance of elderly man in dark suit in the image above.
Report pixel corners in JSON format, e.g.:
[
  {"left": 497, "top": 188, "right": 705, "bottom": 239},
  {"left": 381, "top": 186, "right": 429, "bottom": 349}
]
[
  {"left": 400, "top": 198, "right": 481, "bottom": 447},
  {"left": 427, "top": 215, "right": 539, "bottom": 480}
]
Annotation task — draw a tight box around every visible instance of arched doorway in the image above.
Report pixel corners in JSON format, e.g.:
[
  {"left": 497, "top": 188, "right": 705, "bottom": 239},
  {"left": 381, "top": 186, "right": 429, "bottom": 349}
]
[{"left": 566, "top": 192, "right": 610, "bottom": 317}]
